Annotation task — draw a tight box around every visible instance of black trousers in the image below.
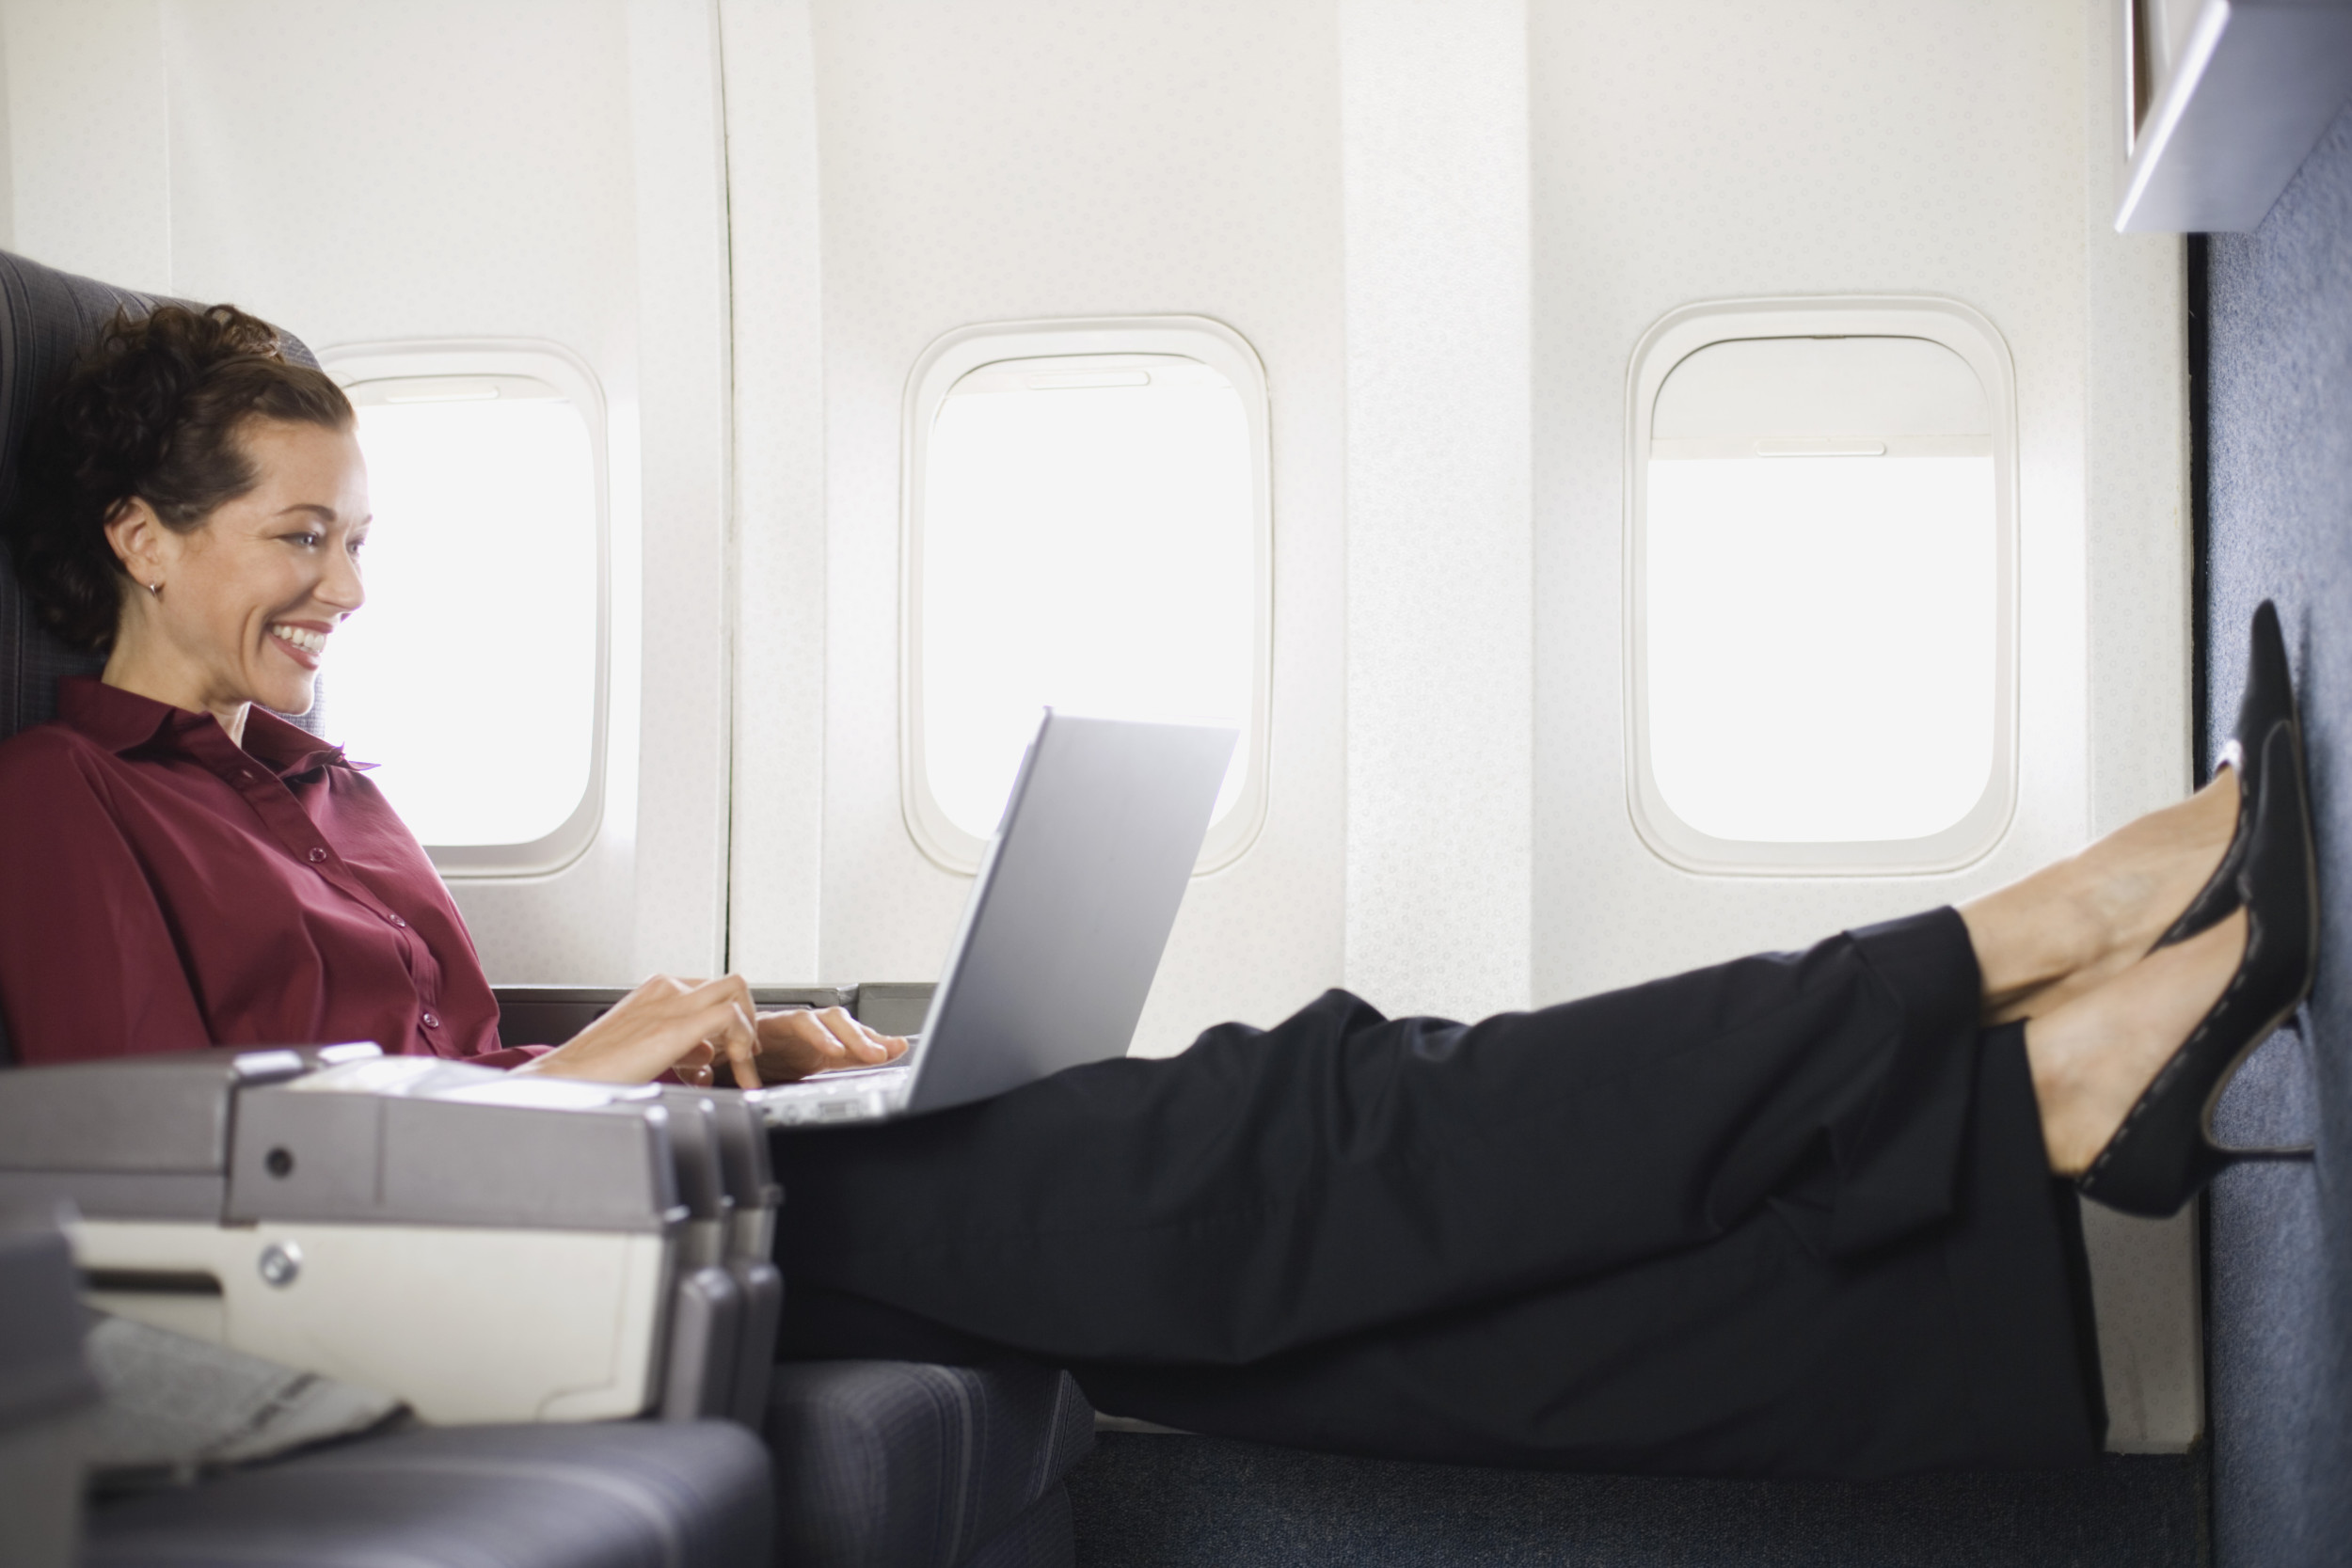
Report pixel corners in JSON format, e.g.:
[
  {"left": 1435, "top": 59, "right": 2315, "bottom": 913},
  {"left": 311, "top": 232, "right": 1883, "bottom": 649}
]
[{"left": 771, "top": 909, "right": 2107, "bottom": 1480}]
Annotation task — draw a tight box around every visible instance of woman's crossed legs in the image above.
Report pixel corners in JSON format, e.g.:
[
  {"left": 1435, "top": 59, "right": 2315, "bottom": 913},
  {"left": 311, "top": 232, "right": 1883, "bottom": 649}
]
[{"left": 771, "top": 777, "right": 2242, "bottom": 1477}]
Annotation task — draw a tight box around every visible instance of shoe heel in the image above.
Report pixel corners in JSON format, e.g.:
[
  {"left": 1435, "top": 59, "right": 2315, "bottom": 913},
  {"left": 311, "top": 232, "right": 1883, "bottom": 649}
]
[
  {"left": 2081, "top": 721, "right": 2319, "bottom": 1218},
  {"left": 2201, "top": 1001, "right": 2318, "bottom": 1163},
  {"left": 2152, "top": 601, "right": 2299, "bottom": 952}
]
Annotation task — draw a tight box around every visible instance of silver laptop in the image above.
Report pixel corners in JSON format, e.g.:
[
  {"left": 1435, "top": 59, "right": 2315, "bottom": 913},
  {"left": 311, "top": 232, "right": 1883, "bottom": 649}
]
[{"left": 750, "top": 710, "right": 1237, "bottom": 1129}]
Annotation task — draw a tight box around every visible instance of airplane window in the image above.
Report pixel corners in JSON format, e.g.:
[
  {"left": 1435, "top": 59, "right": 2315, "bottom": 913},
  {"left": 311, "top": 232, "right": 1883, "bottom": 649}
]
[
  {"left": 904, "top": 321, "right": 1272, "bottom": 874},
  {"left": 1629, "top": 308, "right": 2017, "bottom": 874},
  {"left": 323, "top": 352, "right": 608, "bottom": 876}
]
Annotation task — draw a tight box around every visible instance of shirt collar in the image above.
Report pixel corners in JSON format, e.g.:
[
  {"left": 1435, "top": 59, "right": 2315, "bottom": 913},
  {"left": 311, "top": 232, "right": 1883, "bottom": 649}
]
[{"left": 56, "top": 677, "right": 360, "bottom": 778}]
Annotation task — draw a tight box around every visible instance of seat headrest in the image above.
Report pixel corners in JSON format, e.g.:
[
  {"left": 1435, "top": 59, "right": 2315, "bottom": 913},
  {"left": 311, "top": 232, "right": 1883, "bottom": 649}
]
[{"left": 0, "top": 249, "right": 325, "bottom": 743}]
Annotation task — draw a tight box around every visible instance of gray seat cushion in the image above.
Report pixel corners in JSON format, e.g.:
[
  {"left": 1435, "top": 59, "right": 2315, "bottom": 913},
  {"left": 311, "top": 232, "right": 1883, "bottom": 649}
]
[
  {"left": 84, "top": 1419, "right": 773, "bottom": 1568},
  {"left": 763, "top": 1360, "right": 1093, "bottom": 1568},
  {"left": 0, "top": 247, "right": 162, "bottom": 742}
]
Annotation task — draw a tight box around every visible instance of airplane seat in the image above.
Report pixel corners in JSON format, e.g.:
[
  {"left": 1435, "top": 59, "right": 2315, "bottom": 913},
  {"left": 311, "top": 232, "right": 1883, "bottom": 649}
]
[
  {"left": 761, "top": 1359, "right": 1093, "bottom": 1568},
  {"left": 0, "top": 251, "right": 156, "bottom": 744},
  {"left": 80, "top": 1419, "right": 774, "bottom": 1568},
  {"left": 0, "top": 1194, "right": 771, "bottom": 1568},
  {"left": 506, "top": 990, "right": 1100, "bottom": 1568},
  {"left": 0, "top": 1205, "right": 102, "bottom": 1568},
  {"left": 0, "top": 1048, "right": 776, "bottom": 1568},
  {"left": 0, "top": 1037, "right": 1091, "bottom": 1568},
  {"left": 0, "top": 1204, "right": 773, "bottom": 1568}
]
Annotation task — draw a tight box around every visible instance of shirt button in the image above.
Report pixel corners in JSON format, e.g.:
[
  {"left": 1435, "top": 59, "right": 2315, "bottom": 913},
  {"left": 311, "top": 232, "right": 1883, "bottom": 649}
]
[
  {"left": 421, "top": 1011, "right": 440, "bottom": 1029},
  {"left": 308, "top": 847, "right": 327, "bottom": 863},
  {"left": 389, "top": 914, "right": 407, "bottom": 928},
  {"left": 240, "top": 769, "right": 257, "bottom": 784}
]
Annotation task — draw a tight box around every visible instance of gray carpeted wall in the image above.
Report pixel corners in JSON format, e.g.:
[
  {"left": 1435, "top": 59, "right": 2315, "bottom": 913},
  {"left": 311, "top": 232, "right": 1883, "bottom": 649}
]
[{"left": 2202, "top": 102, "right": 2352, "bottom": 1568}]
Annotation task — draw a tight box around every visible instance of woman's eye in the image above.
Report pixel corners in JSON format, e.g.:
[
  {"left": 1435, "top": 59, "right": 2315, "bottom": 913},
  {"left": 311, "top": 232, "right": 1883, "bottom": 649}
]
[{"left": 286, "top": 531, "right": 321, "bottom": 547}]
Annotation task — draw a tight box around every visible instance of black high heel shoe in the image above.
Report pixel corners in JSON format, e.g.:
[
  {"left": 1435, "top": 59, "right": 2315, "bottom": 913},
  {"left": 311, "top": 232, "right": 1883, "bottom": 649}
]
[
  {"left": 2152, "top": 600, "right": 2299, "bottom": 951},
  {"left": 2078, "top": 721, "right": 2320, "bottom": 1218}
]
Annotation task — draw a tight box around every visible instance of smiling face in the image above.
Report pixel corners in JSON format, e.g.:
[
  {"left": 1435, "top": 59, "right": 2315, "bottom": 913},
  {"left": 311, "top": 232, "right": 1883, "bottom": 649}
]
[{"left": 102, "top": 418, "right": 371, "bottom": 734}]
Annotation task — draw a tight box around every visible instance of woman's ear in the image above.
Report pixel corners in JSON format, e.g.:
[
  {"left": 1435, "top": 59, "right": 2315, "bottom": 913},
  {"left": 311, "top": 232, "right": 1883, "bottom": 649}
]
[{"left": 103, "top": 499, "right": 169, "bottom": 594}]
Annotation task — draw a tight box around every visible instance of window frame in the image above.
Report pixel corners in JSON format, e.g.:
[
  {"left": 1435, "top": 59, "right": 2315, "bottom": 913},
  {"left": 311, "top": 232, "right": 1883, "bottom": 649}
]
[
  {"left": 1624, "top": 296, "right": 2020, "bottom": 876},
  {"left": 319, "top": 340, "right": 612, "bottom": 879},
  {"left": 900, "top": 316, "right": 1275, "bottom": 877}
]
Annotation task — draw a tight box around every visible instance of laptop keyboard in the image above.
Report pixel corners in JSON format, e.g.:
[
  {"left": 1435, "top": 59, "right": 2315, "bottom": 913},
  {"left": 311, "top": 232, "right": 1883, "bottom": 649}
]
[{"left": 750, "top": 1064, "right": 914, "bottom": 1127}]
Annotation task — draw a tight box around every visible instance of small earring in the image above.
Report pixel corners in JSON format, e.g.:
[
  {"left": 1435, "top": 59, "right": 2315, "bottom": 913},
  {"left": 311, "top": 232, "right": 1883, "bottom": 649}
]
[{"left": 146, "top": 579, "right": 161, "bottom": 596}]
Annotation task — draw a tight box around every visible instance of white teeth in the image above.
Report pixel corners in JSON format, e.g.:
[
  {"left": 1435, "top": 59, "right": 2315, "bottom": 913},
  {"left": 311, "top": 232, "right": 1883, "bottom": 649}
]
[{"left": 270, "top": 625, "right": 327, "bottom": 656}]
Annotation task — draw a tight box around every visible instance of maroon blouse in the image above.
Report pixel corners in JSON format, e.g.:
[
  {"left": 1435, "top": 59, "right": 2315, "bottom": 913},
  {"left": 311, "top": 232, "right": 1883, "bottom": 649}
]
[{"left": 0, "top": 678, "right": 536, "bottom": 1069}]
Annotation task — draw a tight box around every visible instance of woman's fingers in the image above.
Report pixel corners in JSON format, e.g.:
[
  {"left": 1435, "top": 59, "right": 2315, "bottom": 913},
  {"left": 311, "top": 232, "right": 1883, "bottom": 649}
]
[
  {"left": 811, "top": 1006, "right": 886, "bottom": 1062},
  {"left": 821, "top": 1006, "right": 910, "bottom": 1064},
  {"left": 528, "top": 973, "right": 765, "bottom": 1087},
  {"left": 754, "top": 1009, "right": 841, "bottom": 1077},
  {"left": 746, "top": 1006, "right": 903, "bottom": 1081},
  {"left": 530, "top": 973, "right": 913, "bottom": 1088},
  {"left": 680, "top": 975, "right": 763, "bottom": 1091}
]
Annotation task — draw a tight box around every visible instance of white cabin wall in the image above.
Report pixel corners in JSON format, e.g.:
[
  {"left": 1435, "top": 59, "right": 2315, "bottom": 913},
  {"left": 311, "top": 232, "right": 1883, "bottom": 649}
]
[
  {"left": 619, "top": 0, "right": 736, "bottom": 981},
  {"left": 1338, "top": 0, "right": 1534, "bottom": 1023},
  {"left": 0, "top": 12, "right": 14, "bottom": 253},
  {"left": 1528, "top": 0, "right": 2195, "bottom": 1450},
  {"left": 0, "top": 0, "right": 737, "bottom": 983},
  {"left": 3, "top": 0, "right": 170, "bottom": 293},
  {"left": 779, "top": 0, "right": 1350, "bottom": 1053},
  {"left": 718, "top": 0, "right": 829, "bottom": 986},
  {"left": 1532, "top": 0, "right": 2090, "bottom": 995},
  {"left": 2078, "top": 0, "right": 2201, "bottom": 1457}
]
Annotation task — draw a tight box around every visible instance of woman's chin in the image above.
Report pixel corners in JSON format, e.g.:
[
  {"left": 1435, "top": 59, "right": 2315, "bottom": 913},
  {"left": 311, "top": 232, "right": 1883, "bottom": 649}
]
[{"left": 257, "top": 673, "right": 319, "bottom": 717}]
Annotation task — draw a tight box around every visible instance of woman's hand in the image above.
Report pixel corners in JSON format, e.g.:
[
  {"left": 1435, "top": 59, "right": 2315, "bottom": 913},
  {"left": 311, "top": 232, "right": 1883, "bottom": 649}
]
[
  {"left": 754, "top": 1006, "right": 910, "bottom": 1084},
  {"left": 517, "top": 974, "right": 763, "bottom": 1087}
]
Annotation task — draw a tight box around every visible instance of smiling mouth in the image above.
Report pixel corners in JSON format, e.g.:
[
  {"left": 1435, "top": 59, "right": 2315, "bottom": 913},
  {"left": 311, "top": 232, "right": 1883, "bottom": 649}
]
[{"left": 269, "top": 624, "right": 328, "bottom": 663}]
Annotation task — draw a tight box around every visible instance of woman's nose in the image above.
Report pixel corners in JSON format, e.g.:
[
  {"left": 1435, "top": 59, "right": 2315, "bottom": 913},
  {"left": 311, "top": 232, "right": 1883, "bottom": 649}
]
[{"left": 322, "top": 548, "right": 366, "bottom": 612}]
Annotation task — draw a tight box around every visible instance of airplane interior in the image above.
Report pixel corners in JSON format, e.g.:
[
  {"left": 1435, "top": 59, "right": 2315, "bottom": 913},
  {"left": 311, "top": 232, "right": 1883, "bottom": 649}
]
[{"left": 0, "top": 2, "right": 2348, "bottom": 1566}]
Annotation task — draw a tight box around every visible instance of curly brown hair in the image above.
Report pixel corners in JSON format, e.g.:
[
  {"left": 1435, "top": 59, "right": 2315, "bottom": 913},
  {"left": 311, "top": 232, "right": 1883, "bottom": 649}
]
[{"left": 5, "top": 303, "right": 354, "bottom": 653}]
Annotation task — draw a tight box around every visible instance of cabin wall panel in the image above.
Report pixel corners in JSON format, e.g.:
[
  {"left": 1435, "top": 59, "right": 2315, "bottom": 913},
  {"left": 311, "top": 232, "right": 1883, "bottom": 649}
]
[
  {"left": 2, "top": 0, "right": 170, "bottom": 293},
  {"left": 620, "top": 0, "right": 735, "bottom": 979},
  {"left": 2202, "top": 102, "right": 2352, "bottom": 1568},
  {"left": 1338, "top": 0, "right": 1534, "bottom": 1023},
  {"left": 718, "top": 0, "right": 828, "bottom": 985},
  {"left": 1530, "top": 0, "right": 2089, "bottom": 991},
  {"left": 2074, "top": 0, "right": 2204, "bottom": 1461},
  {"left": 802, "top": 0, "right": 1348, "bottom": 1053},
  {"left": 157, "top": 1, "right": 637, "bottom": 354},
  {"left": 1529, "top": 0, "right": 2197, "bottom": 1449}
]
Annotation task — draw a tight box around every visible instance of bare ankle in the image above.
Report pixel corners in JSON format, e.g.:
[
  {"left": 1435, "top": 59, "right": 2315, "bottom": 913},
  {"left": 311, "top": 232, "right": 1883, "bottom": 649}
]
[
  {"left": 1960, "top": 862, "right": 2104, "bottom": 1018},
  {"left": 1965, "top": 775, "right": 2239, "bottom": 1026},
  {"left": 2023, "top": 911, "right": 2248, "bottom": 1175}
]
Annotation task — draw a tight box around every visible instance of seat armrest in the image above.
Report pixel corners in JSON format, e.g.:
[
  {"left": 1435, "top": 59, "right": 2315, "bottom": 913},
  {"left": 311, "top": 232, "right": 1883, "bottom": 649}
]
[
  {"left": 493, "top": 986, "right": 856, "bottom": 1049},
  {"left": 490, "top": 983, "right": 935, "bottom": 1048},
  {"left": 0, "top": 1207, "right": 102, "bottom": 1568},
  {"left": 0, "top": 1052, "right": 704, "bottom": 1425}
]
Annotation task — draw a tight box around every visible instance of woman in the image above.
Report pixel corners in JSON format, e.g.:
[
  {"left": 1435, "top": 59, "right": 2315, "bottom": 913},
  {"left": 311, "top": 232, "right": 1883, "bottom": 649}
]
[
  {"left": 0, "top": 304, "right": 2315, "bottom": 1479},
  {"left": 0, "top": 304, "right": 906, "bottom": 1088}
]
